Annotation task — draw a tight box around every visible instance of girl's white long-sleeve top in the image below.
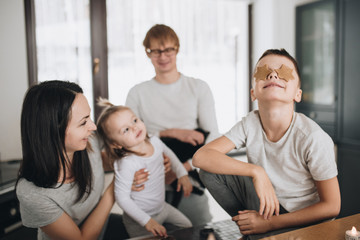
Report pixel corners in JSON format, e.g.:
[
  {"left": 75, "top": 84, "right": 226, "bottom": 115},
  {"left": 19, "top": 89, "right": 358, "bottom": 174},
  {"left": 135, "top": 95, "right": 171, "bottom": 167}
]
[{"left": 114, "top": 136, "right": 187, "bottom": 226}]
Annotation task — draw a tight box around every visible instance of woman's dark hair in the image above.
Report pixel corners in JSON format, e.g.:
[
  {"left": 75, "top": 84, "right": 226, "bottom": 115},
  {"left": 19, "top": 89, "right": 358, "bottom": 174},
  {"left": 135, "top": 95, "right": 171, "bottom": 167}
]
[
  {"left": 17, "top": 80, "right": 93, "bottom": 202},
  {"left": 258, "top": 48, "right": 301, "bottom": 86}
]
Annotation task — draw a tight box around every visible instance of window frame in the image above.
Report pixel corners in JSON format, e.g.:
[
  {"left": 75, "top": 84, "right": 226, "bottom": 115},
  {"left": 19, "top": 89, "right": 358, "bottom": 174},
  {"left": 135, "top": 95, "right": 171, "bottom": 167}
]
[{"left": 24, "top": 0, "right": 108, "bottom": 120}]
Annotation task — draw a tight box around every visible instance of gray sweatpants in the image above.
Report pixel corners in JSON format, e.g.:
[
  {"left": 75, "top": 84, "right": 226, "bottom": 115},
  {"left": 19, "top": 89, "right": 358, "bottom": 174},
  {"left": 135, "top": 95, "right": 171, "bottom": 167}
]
[
  {"left": 123, "top": 202, "right": 192, "bottom": 238},
  {"left": 199, "top": 170, "right": 300, "bottom": 240}
]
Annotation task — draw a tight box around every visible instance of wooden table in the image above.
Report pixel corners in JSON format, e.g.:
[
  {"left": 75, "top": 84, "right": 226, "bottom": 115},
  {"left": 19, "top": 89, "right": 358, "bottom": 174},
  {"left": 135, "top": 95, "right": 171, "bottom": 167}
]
[{"left": 261, "top": 214, "right": 360, "bottom": 240}]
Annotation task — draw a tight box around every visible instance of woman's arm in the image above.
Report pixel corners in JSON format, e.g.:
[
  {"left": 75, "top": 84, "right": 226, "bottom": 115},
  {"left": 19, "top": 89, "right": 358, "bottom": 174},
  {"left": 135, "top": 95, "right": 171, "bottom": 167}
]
[
  {"left": 41, "top": 180, "right": 115, "bottom": 240},
  {"left": 233, "top": 176, "right": 341, "bottom": 235},
  {"left": 193, "top": 136, "right": 279, "bottom": 219}
]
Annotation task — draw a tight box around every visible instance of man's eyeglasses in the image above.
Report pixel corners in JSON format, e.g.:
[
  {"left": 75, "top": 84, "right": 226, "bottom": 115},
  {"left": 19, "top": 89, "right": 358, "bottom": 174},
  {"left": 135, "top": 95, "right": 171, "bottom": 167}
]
[{"left": 146, "top": 47, "right": 177, "bottom": 58}]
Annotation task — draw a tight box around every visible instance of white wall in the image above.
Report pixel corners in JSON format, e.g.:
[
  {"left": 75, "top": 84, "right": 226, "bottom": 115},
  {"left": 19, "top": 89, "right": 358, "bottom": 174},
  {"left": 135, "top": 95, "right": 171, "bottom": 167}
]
[
  {"left": 251, "top": 0, "right": 320, "bottom": 66},
  {"left": 0, "top": 0, "right": 28, "bottom": 161}
]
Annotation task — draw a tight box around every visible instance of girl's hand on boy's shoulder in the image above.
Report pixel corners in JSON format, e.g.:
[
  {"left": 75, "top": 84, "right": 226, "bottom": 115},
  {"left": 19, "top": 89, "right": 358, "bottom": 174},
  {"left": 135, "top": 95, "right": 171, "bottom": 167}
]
[
  {"left": 145, "top": 218, "right": 167, "bottom": 237},
  {"left": 232, "top": 210, "right": 272, "bottom": 235},
  {"left": 177, "top": 175, "right": 193, "bottom": 197}
]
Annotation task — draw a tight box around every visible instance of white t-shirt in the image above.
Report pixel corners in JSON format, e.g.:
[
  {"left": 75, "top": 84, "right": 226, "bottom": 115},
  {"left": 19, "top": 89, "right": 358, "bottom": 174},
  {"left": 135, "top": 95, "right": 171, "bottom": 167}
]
[
  {"left": 125, "top": 73, "right": 219, "bottom": 143},
  {"left": 225, "top": 110, "right": 338, "bottom": 212},
  {"left": 114, "top": 136, "right": 187, "bottom": 226}
]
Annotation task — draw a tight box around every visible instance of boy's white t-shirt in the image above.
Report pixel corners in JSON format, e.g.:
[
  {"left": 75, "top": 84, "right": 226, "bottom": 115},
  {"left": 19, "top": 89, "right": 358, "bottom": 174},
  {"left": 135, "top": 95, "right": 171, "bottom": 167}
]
[{"left": 225, "top": 110, "right": 338, "bottom": 212}]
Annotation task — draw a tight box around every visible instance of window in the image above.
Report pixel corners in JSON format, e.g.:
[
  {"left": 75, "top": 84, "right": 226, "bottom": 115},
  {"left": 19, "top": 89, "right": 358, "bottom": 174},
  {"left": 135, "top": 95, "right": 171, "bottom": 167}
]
[
  {"left": 107, "top": 0, "right": 249, "bottom": 133},
  {"left": 29, "top": 0, "right": 94, "bottom": 117},
  {"left": 26, "top": 0, "right": 249, "bottom": 131}
]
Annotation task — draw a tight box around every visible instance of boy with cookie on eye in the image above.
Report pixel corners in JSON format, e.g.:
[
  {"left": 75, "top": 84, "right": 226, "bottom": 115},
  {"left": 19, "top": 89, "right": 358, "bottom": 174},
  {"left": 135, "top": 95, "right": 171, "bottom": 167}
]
[{"left": 193, "top": 49, "right": 341, "bottom": 239}]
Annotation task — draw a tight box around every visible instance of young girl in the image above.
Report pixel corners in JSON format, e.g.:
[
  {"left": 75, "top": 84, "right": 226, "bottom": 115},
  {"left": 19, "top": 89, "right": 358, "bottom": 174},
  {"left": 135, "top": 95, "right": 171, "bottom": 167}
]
[{"left": 96, "top": 100, "right": 193, "bottom": 238}]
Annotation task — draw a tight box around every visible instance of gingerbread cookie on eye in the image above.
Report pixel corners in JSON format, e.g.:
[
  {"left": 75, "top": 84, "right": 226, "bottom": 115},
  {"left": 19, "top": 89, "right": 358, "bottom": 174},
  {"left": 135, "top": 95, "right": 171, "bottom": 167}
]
[{"left": 254, "top": 64, "right": 294, "bottom": 82}]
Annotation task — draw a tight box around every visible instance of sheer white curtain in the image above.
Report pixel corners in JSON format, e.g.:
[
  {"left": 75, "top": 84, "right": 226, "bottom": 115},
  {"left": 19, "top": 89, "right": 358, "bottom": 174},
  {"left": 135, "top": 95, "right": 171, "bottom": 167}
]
[{"left": 35, "top": 0, "right": 93, "bottom": 117}]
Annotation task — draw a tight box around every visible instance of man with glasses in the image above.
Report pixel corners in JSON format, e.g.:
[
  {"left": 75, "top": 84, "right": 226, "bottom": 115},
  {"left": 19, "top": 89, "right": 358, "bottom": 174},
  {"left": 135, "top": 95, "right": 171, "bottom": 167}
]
[{"left": 125, "top": 24, "right": 219, "bottom": 227}]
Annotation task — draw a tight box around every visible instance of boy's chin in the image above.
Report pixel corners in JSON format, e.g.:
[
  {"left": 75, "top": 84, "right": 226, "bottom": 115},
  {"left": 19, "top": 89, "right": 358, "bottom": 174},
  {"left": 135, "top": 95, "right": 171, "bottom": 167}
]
[{"left": 259, "top": 97, "right": 294, "bottom": 105}]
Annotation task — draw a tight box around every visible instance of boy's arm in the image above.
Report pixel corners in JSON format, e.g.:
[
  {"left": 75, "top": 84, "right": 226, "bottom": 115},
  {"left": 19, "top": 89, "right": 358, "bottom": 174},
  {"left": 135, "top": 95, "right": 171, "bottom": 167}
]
[
  {"left": 193, "top": 136, "right": 279, "bottom": 219},
  {"left": 233, "top": 176, "right": 341, "bottom": 235},
  {"left": 271, "top": 176, "right": 340, "bottom": 229}
]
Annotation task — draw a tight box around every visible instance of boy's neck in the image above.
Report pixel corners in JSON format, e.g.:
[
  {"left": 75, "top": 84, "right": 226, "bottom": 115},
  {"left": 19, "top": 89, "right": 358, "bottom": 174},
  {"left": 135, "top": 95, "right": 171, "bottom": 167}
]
[
  {"left": 155, "top": 70, "right": 180, "bottom": 84},
  {"left": 258, "top": 103, "right": 294, "bottom": 142}
]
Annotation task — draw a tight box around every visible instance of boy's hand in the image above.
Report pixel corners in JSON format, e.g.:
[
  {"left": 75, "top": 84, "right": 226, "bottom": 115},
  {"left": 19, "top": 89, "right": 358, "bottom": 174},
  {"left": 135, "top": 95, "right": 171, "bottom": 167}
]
[
  {"left": 177, "top": 175, "right": 193, "bottom": 197},
  {"left": 232, "top": 210, "right": 272, "bottom": 235},
  {"left": 252, "top": 166, "right": 279, "bottom": 219},
  {"left": 145, "top": 218, "right": 167, "bottom": 237}
]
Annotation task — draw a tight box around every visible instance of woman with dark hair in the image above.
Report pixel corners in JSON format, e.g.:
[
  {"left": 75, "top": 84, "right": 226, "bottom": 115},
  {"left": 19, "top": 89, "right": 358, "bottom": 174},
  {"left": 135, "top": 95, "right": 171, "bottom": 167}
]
[{"left": 16, "top": 80, "right": 127, "bottom": 240}]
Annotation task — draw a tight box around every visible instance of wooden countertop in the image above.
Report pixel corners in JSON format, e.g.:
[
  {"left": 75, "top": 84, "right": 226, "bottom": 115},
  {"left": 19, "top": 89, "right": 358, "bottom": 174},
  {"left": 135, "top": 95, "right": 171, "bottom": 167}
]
[{"left": 261, "top": 214, "right": 360, "bottom": 240}]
